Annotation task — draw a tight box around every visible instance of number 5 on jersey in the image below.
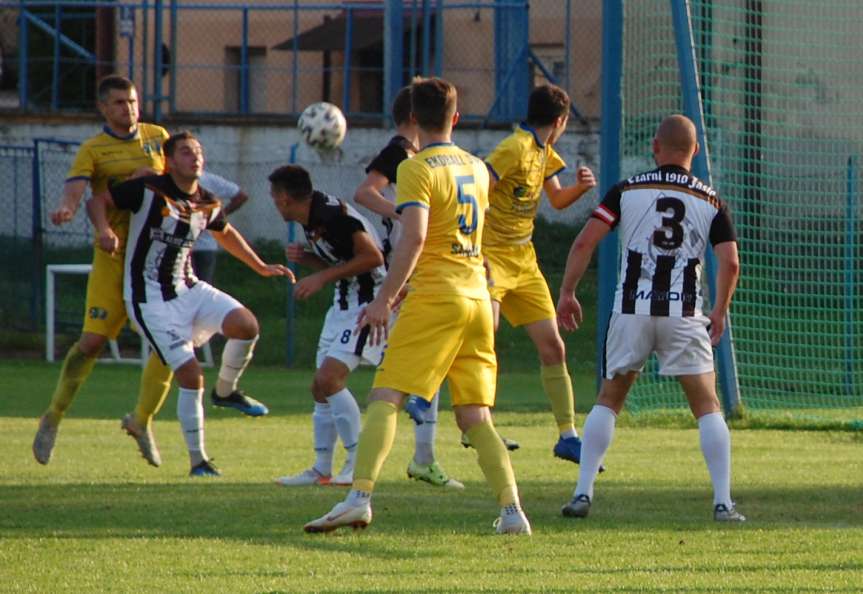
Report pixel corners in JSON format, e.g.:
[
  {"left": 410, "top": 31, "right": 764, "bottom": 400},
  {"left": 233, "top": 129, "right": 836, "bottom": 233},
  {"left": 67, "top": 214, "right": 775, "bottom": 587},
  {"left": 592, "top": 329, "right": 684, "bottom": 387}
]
[{"left": 455, "top": 175, "right": 478, "bottom": 236}]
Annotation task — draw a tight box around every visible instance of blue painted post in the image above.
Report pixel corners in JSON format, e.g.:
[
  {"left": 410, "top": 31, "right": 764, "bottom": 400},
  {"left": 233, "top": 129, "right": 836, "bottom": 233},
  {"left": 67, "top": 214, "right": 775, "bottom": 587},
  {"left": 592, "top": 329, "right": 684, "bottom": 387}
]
[
  {"left": 671, "top": 0, "right": 741, "bottom": 416},
  {"left": 18, "top": 1, "right": 28, "bottom": 109},
  {"left": 421, "top": 0, "right": 431, "bottom": 75},
  {"left": 434, "top": 0, "right": 443, "bottom": 76},
  {"left": 31, "top": 140, "right": 44, "bottom": 329},
  {"left": 292, "top": 0, "right": 299, "bottom": 113},
  {"left": 285, "top": 143, "right": 300, "bottom": 366},
  {"left": 846, "top": 156, "right": 858, "bottom": 394},
  {"left": 384, "top": 0, "right": 404, "bottom": 121},
  {"left": 240, "top": 7, "right": 249, "bottom": 114},
  {"left": 409, "top": 0, "right": 418, "bottom": 80},
  {"left": 51, "top": 4, "right": 61, "bottom": 111},
  {"left": 142, "top": 0, "right": 149, "bottom": 110},
  {"left": 342, "top": 7, "right": 353, "bottom": 115},
  {"left": 493, "top": 0, "right": 529, "bottom": 122},
  {"left": 597, "top": 0, "right": 623, "bottom": 390},
  {"left": 565, "top": 0, "right": 572, "bottom": 94},
  {"left": 169, "top": 0, "right": 178, "bottom": 114},
  {"left": 153, "top": 0, "right": 164, "bottom": 121}
]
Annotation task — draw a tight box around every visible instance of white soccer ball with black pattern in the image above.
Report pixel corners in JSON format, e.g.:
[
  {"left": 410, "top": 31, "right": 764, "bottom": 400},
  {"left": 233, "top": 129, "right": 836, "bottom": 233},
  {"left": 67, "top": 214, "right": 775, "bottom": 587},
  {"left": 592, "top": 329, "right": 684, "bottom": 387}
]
[{"left": 298, "top": 102, "right": 347, "bottom": 152}]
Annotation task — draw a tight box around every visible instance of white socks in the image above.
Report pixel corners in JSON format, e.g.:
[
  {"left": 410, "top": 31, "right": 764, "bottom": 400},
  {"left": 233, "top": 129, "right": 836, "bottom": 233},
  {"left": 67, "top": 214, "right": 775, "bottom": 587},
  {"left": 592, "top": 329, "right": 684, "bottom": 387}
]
[
  {"left": 177, "top": 387, "right": 207, "bottom": 466},
  {"left": 574, "top": 405, "right": 617, "bottom": 499},
  {"left": 698, "top": 411, "right": 733, "bottom": 507},
  {"left": 216, "top": 337, "right": 258, "bottom": 397},
  {"left": 327, "top": 388, "right": 361, "bottom": 471},
  {"left": 560, "top": 427, "right": 579, "bottom": 440},
  {"left": 412, "top": 391, "right": 440, "bottom": 465},
  {"left": 312, "top": 402, "right": 337, "bottom": 476}
]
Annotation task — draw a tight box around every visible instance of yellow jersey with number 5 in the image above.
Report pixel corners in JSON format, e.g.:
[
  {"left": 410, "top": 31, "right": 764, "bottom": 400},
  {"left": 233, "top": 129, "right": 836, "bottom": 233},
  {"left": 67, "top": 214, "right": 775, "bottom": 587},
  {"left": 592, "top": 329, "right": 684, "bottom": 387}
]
[
  {"left": 67, "top": 123, "right": 169, "bottom": 252},
  {"left": 395, "top": 141, "right": 489, "bottom": 299}
]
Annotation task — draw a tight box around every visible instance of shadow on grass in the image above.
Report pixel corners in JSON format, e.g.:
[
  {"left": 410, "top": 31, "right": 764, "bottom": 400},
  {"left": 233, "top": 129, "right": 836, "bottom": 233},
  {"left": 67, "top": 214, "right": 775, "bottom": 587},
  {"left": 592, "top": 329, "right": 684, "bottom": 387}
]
[{"left": 3, "top": 480, "right": 861, "bottom": 549}]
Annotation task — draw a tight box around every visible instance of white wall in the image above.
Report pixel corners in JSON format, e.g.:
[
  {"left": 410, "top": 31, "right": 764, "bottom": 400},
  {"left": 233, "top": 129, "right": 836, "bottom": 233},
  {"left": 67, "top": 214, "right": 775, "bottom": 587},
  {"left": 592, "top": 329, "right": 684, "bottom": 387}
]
[{"left": 0, "top": 120, "right": 600, "bottom": 245}]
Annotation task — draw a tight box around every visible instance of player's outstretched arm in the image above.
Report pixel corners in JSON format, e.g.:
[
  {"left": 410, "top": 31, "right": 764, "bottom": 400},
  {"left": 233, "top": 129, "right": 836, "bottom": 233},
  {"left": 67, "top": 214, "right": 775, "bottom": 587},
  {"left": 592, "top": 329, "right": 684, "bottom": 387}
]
[
  {"left": 51, "top": 179, "right": 89, "bottom": 226},
  {"left": 294, "top": 232, "right": 384, "bottom": 300},
  {"left": 223, "top": 189, "right": 250, "bottom": 215},
  {"left": 213, "top": 224, "right": 295, "bottom": 281},
  {"left": 354, "top": 171, "right": 399, "bottom": 220},
  {"left": 706, "top": 241, "right": 740, "bottom": 345},
  {"left": 356, "top": 205, "right": 427, "bottom": 345},
  {"left": 85, "top": 191, "right": 120, "bottom": 255},
  {"left": 545, "top": 166, "right": 597, "bottom": 210},
  {"left": 557, "top": 218, "right": 609, "bottom": 331}
]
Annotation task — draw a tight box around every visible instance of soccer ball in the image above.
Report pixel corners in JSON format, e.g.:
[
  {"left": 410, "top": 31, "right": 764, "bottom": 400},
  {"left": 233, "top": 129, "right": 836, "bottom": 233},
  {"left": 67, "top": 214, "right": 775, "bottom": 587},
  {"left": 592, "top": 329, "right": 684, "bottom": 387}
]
[{"left": 298, "top": 102, "right": 347, "bottom": 152}]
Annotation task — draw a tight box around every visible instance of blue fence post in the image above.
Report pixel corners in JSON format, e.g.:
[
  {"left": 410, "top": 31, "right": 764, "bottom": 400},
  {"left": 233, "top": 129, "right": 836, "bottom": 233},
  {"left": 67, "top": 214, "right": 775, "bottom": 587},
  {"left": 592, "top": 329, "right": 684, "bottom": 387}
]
[
  {"left": 564, "top": 0, "right": 572, "bottom": 95},
  {"left": 846, "top": 156, "right": 858, "bottom": 395},
  {"left": 597, "top": 0, "right": 623, "bottom": 390},
  {"left": 493, "top": 0, "right": 529, "bottom": 122},
  {"left": 408, "top": 0, "right": 418, "bottom": 80},
  {"left": 18, "top": 1, "right": 28, "bottom": 109},
  {"left": 142, "top": 0, "right": 149, "bottom": 110},
  {"left": 153, "top": 0, "right": 164, "bottom": 121},
  {"left": 51, "top": 4, "right": 61, "bottom": 111},
  {"left": 31, "top": 140, "right": 44, "bottom": 330},
  {"left": 169, "top": 0, "right": 178, "bottom": 114},
  {"left": 240, "top": 6, "right": 249, "bottom": 114},
  {"left": 671, "top": 0, "right": 741, "bottom": 417},
  {"left": 292, "top": 0, "right": 299, "bottom": 113},
  {"left": 284, "top": 143, "right": 300, "bottom": 367},
  {"left": 421, "top": 0, "right": 431, "bottom": 75},
  {"left": 434, "top": 0, "right": 443, "bottom": 76},
  {"left": 342, "top": 7, "right": 354, "bottom": 115},
  {"left": 384, "top": 0, "right": 404, "bottom": 122}
]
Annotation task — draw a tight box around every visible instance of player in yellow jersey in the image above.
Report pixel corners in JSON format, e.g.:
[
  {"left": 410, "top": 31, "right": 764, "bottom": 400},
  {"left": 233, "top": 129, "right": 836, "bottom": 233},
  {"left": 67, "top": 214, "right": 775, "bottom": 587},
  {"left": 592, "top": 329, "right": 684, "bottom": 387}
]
[
  {"left": 32, "top": 75, "right": 266, "bottom": 468},
  {"left": 481, "top": 84, "right": 597, "bottom": 465},
  {"left": 305, "top": 77, "right": 530, "bottom": 535}
]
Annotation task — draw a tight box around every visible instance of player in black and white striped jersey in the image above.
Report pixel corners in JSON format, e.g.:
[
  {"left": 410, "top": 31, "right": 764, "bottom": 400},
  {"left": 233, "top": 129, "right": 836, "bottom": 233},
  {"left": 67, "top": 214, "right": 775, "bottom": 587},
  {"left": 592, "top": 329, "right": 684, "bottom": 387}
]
[
  {"left": 87, "top": 131, "right": 294, "bottom": 477},
  {"left": 555, "top": 114, "right": 744, "bottom": 522},
  {"left": 268, "top": 165, "right": 395, "bottom": 488}
]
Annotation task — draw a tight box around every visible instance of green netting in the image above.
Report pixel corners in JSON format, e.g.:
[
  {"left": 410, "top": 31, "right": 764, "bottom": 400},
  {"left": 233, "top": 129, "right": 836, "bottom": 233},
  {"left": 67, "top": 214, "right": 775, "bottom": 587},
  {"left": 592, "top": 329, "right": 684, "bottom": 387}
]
[{"left": 618, "top": 0, "right": 863, "bottom": 425}]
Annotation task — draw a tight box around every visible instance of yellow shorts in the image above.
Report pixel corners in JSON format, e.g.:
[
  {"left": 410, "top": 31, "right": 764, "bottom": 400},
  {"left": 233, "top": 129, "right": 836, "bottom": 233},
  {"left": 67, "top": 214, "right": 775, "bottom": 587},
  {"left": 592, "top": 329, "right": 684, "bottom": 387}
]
[
  {"left": 81, "top": 247, "right": 128, "bottom": 339},
  {"left": 485, "top": 242, "right": 556, "bottom": 327},
  {"left": 373, "top": 294, "right": 497, "bottom": 407}
]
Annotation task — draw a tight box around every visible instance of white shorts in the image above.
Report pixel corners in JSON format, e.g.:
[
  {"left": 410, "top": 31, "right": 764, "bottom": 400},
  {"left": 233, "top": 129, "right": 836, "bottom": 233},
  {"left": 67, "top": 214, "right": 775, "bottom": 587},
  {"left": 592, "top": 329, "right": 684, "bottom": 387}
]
[
  {"left": 316, "top": 305, "right": 387, "bottom": 370},
  {"left": 128, "top": 282, "right": 243, "bottom": 371},
  {"left": 603, "top": 312, "right": 714, "bottom": 379}
]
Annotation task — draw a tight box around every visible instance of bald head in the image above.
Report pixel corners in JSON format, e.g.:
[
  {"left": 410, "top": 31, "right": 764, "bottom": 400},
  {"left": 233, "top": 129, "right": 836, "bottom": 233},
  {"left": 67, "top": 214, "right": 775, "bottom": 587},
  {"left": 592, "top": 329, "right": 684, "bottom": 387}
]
[{"left": 652, "top": 114, "right": 699, "bottom": 167}]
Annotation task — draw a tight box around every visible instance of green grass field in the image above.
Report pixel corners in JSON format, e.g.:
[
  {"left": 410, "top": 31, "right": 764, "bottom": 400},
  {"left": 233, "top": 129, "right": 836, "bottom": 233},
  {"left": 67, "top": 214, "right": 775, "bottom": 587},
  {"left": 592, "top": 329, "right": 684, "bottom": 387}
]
[{"left": 2, "top": 360, "right": 862, "bottom": 592}]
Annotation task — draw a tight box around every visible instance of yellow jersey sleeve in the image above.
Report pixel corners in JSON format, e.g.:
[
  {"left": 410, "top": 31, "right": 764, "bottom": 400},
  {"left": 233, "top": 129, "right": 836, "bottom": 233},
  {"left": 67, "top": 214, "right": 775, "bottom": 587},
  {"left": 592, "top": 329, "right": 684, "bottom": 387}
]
[
  {"left": 67, "top": 143, "right": 97, "bottom": 182},
  {"left": 544, "top": 146, "right": 566, "bottom": 180},
  {"left": 395, "top": 158, "right": 432, "bottom": 213},
  {"left": 484, "top": 136, "right": 519, "bottom": 182}
]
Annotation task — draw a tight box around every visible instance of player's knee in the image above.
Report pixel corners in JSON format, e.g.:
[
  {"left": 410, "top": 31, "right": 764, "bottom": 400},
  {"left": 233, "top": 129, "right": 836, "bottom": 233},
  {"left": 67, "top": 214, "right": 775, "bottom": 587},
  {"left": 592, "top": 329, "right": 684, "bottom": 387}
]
[
  {"left": 174, "top": 359, "right": 203, "bottom": 389},
  {"left": 77, "top": 333, "right": 108, "bottom": 358},
  {"left": 222, "top": 308, "right": 259, "bottom": 340},
  {"left": 537, "top": 335, "right": 566, "bottom": 365},
  {"left": 312, "top": 371, "right": 343, "bottom": 400}
]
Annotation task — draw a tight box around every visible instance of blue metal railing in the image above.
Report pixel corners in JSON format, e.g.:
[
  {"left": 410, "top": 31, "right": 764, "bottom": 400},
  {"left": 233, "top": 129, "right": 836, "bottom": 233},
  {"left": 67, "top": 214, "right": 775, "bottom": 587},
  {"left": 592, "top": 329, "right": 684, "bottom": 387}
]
[{"left": 5, "top": 0, "right": 579, "bottom": 124}]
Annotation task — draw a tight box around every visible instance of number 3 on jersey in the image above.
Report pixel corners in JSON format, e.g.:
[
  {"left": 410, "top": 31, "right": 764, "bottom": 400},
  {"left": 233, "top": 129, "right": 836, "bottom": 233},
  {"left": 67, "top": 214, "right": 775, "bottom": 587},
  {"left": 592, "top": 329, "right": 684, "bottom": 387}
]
[
  {"left": 653, "top": 196, "right": 685, "bottom": 250},
  {"left": 455, "top": 175, "right": 478, "bottom": 235}
]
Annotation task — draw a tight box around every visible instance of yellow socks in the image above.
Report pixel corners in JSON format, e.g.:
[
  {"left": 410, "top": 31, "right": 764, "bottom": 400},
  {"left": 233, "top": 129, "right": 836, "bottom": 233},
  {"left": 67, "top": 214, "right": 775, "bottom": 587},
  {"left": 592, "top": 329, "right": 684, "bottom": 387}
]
[
  {"left": 466, "top": 419, "right": 519, "bottom": 506},
  {"left": 46, "top": 342, "right": 98, "bottom": 423},
  {"left": 541, "top": 362, "right": 576, "bottom": 434},
  {"left": 351, "top": 400, "right": 399, "bottom": 493},
  {"left": 133, "top": 353, "right": 173, "bottom": 428}
]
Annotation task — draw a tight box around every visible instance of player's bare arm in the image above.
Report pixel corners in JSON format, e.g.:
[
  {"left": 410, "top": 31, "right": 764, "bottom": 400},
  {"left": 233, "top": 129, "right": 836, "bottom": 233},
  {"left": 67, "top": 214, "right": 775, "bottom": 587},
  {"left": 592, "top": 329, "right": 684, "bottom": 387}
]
[
  {"left": 294, "top": 231, "right": 384, "bottom": 300},
  {"left": 85, "top": 191, "right": 120, "bottom": 255},
  {"left": 356, "top": 205, "right": 427, "bottom": 345},
  {"left": 544, "top": 166, "right": 597, "bottom": 210},
  {"left": 557, "top": 218, "right": 610, "bottom": 331},
  {"left": 706, "top": 241, "right": 740, "bottom": 345},
  {"left": 212, "top": 224, "right": 295, "bottom": 281},
  {"left": 51, "top": 178, "right": 89, "bottom": 226},
  {"left": 354, "top": 171, "right": 399, "bottom": 220},
  {"left": 223, "top": 190, "right": 250, "bottom": 215},
  {"left": 285, "top": 242, "right": 328, "bottom": 271}
]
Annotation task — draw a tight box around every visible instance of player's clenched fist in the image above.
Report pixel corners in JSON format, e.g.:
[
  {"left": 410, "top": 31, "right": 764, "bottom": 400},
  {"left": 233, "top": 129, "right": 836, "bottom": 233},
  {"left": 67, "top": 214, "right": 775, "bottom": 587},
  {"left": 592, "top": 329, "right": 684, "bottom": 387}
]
[
  {"left": 576, "top": 166, "right": 597, "bottom": 190},
  {"left": 97, "top": 228, "right": 120, "bottom": 255},
  {"left": 50, "top": 205, "right": 76, "bottom": 226}
]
